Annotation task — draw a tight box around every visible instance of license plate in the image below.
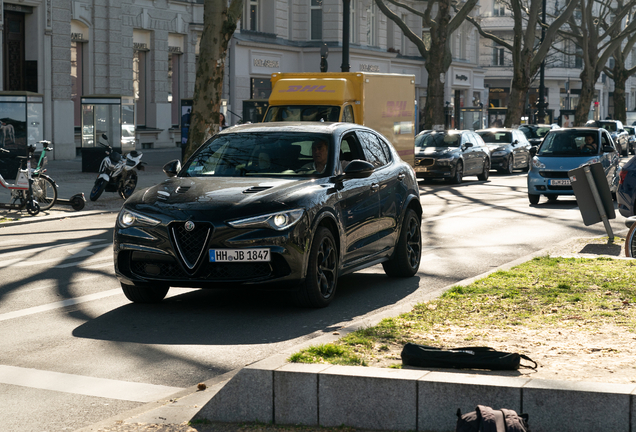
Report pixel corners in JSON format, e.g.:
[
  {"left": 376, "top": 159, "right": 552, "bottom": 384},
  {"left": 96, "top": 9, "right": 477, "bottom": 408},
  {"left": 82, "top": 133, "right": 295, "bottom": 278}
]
[
  {"left": 209, "top": 248, "right": 271, "bottom": 262},
  {"left": 549, "top": 179, "right": 571, "bottom": 186}
]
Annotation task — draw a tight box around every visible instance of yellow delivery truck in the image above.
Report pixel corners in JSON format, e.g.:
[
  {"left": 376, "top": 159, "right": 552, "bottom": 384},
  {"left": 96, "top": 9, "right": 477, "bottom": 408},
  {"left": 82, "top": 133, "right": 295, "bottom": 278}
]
[{"left": 262, "top": 72, "right": 416, "bottom": 166}]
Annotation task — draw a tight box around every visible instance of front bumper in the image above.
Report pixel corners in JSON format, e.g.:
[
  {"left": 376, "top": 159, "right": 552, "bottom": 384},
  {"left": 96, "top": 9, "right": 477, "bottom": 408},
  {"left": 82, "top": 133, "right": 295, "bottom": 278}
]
[
  {"left": 527, "top": 169, "right": 574, "bottom": 196},
  {"left": 414, "top": 157, "right": 455, "bottom": 178}
]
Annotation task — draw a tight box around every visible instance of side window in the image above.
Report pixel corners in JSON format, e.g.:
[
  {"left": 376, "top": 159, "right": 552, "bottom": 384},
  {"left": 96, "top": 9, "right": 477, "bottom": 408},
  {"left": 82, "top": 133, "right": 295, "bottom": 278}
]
[
  {"left": 340, "top": 133, "right": 363, "bottom": 162},
  {"left": 357, "top": 131, "right": 389, "bottom": 168},
  {"left": 342, "top": 105, "right": 355, "bottom": 123},
  {"left": 602, "top": 132, "right": 611, "bottom": 149}
]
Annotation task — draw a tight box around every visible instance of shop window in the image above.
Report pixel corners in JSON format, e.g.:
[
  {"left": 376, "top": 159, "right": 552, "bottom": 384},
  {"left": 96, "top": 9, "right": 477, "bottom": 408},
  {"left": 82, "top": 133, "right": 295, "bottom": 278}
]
[
  {"left": 71, "top": 41, "right": 86, "bottom": 128},
  {"left": 133, "top": 50, "right": 147, "bottom": 126},
  {"left": 251, "top": 78, "right": 271, "bottom": 99},
  {"left": 169, "top": 53, "right": 181, "bottom": 127},
  {"left": 310, "top": 0, "right": 323, "bottom": 41}
]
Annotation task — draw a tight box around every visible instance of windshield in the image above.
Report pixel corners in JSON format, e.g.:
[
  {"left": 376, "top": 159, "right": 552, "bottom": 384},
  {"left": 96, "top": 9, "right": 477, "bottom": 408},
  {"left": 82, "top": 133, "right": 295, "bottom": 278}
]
[
  {"left": 519, "top": 126, "right": 551, "bottom": 139},
  {"left": 182, "top": 132, "right": 333, "bottom": 177},
  {"left": 263, "top": 105, "right": 341, "bottom": 122},
  {"left": 477, "top": 131, "right": 512, "bottom": 144},
  {"left": 415, "top": 132, "right": 461, "bottom": 148},
  {"left": 590, "top": 121, "right": 618, "bottom": 132},
  {"left": 538, "top": 131, "right": 600, "bottom": 157}
]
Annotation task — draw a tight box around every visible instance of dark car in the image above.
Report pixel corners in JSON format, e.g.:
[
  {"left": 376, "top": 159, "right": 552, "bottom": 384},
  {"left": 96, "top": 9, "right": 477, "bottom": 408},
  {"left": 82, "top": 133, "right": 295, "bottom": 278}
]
[
  {"left": 476, "top": 128, "right": 532, "bottom": 173},
  {"left": 586, "top": 119, "right": 629, "bottom": 157},
  {"left": 113, "top": 122, "right": 422, "bottom": 308},
  {"left": 618, "top": 156, "right": 636, "bottom": 217},
  {"left": 413, "top": 130, "right": 490, "bottom": 183},
  {"left": 527, "top": 127, "right": 620, "bottom": 204},
  {"left": 624, "top": 126, "right": 636, "bottom": 155},
  {"left": 518, "top": 124, "right": 557, "bottom": 148}
]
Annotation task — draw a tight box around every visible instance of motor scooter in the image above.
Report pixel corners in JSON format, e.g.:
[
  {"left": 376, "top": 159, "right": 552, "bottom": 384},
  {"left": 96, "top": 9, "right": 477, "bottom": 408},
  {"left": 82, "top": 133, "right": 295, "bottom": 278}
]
[
  {"left": 0, "top": 143, "right": 40, "bottom": 215},
  {"left": 89, "top": 134, "right": 145, "bottom": 201}
]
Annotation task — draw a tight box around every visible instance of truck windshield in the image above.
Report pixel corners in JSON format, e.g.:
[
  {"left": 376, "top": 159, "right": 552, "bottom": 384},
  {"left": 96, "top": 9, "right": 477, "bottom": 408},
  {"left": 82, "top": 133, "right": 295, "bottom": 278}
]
[{"left": 264, "top": 105, "right": 341, "bottom": 122}]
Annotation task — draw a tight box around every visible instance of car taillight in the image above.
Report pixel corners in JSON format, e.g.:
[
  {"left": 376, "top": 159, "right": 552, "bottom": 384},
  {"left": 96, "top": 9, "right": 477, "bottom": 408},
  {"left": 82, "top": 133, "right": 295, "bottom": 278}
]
[{"left": 619, "top": 169, "right": 628, "bottom": 185}]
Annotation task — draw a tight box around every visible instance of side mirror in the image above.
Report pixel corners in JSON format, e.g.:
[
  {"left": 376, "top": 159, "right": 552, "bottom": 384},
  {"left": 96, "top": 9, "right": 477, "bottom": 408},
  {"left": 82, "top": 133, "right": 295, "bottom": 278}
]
[
  {"left": 462, "top": 143, "right": 474, "bottom": 150},
  {"left": 602, "top": 145, "right": 615, "bottom": 153},
  {"left": 342, "top": 159, "right": 374, "bottom": 179},
  {"left": 530, "top": 146, "right": 537, "bottom": 157},
  {"left": 163, "top": 159, "right": 182, "bottom": 177},
  {"left": 513, "top": 139, "right": 519, "bottom": 145},
  {"left": 101, "top": 133, "right": 108, "bottom": 140}
]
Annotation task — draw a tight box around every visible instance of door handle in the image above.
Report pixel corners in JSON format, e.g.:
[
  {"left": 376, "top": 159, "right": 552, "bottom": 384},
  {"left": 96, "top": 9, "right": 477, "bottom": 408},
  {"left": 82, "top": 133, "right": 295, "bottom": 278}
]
[
  {"left": 398, "top": 173, "right": 406, "bottom": 181},
  {"left": 371, "top": 183, "right": 379, "bottom": 192}
]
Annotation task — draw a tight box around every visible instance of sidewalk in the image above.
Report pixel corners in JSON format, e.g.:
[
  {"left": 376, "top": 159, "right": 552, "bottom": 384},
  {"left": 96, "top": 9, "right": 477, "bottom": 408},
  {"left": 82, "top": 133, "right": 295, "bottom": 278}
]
[{"left": 0, "top": 147, "right": 181, "bottom": 225}]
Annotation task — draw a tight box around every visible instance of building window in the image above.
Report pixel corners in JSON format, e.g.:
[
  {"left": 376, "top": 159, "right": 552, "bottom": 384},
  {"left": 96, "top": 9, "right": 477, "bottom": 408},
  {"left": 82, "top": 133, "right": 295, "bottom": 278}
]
[
  {"left": 310, "top": 0, "right": 323, "bottom": 40},
  {"left": 169, "top": 53, "right": 180, "bottom": 127},
  {"left": 400, "top": 14, "right": 408, "bottom": 54},
  {"left": 349, "top": 0, "right": 357, "bottom": 43},
  {"left": 71, "top": 41, "right": 85, "bottom": 128},
  {"left": 366, "top": 2, "right": 377, "bottom": 46},
  {"left": 248, "top": 0, "right": 259, "bottom": 31},
  {"left": 133, "top": 50, "right": 147, "bottom": 126},
  {"left": 492, "top": 43, "right": 505, "bottom": 66},
  {"left": 493, "top": 0, "right": 505, "bottom": 16}
]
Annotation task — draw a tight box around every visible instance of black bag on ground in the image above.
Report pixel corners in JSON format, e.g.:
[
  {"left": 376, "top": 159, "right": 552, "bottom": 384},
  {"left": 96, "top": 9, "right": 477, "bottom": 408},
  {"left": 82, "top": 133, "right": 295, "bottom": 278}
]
[
  {"left": 456, "top": 405, "right": 530, "bottom": 432},
  {"left": 400, "top": 343, "right": 537, "bottom": 370}
]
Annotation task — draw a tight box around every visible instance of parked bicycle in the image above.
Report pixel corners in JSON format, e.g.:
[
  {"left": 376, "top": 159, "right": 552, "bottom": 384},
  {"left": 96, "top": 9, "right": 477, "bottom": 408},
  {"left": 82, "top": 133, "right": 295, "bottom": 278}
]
[
  {"left": 0, "top": 142, "right": 42, "bottom": 215},
  {"left": 29, "top": 140, "right": 58, "bottom": 211}
]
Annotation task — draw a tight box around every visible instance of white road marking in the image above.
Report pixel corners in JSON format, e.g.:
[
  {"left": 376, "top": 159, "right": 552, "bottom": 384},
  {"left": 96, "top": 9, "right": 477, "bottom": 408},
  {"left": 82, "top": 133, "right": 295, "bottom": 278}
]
[
  {"left": 422, "top": 204, "right": 499, "bottom": 222},
  {"left": 0, "top": 240, "right": 111, "bottom": 268},
  {"left": 0, "top": 365, "right": 184, "bottom": 402},
  {"left": 0, "top": 289, "right": 121, "bottom": 322}
]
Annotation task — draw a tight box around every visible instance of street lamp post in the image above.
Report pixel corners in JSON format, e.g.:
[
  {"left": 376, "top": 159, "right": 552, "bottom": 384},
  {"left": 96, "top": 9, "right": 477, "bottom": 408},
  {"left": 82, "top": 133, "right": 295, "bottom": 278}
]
[{"left": 341, "top": 0, "right": 351, "bottom": 72}]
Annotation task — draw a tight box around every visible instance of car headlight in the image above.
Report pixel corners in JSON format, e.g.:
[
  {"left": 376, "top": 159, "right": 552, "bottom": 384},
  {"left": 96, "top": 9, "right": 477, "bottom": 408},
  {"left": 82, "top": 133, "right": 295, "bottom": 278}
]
[
  {"left": 118, "top": 209, "right": 161, "bottom": 227},
  {"left": 532, "top": 157, "right": 545, "bottom": 169},
  {"left": 491, "top": 150, "right": 507, "bottom": 157},
  {"left": 580, "top": 158, "right": 599, "bottom": 167},
  {"left": 436, "top": 157, "right": 453, "bottom": 166},
  {"left": 228, "top": 209, "right": 305, "bottom": 231}
]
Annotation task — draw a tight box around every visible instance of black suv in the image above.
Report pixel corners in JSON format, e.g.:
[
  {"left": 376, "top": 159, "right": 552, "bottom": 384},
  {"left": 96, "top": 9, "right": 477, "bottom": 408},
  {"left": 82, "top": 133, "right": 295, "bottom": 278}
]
[{"left": 585, "top": 120, "right": 629, "bottom": 157}]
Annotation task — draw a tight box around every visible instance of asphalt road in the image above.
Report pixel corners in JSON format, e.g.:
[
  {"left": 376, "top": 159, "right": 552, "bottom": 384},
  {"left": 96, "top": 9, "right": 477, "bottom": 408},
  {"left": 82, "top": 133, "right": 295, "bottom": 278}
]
[{"left": 0, "top": 169, "right": 629, "bottom": 432}]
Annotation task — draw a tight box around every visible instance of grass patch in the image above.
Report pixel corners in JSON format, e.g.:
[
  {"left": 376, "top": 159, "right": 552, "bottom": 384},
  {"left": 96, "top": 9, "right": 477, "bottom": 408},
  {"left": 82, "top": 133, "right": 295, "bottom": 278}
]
[{"left": 289, "top": 256, "right": 636, "bottom": 366}]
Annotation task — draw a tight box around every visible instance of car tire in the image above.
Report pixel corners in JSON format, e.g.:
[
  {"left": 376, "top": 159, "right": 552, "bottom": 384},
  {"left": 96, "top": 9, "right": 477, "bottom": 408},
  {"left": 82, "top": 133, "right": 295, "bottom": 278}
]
[
  {"left": 547, "top": 195, "right": 558, "bottom": 202},
  {"left": 121, "top": 283, "right": 169, "bottom": 303},
  {"left": 450, "top": 161, "right": 463, "bottom": 184},
  {"left": 528, "top": 193, "right": 540, "bottom": 205},
  {"left": 477, "top": 159, "right": 490, "bottom": 181},
  {"left": 382, "top": 209, "right": 422, "bottom": 277},
  {"left": 295, "top": 227, "right": 338, "bottom": 308},
  {"left": 503, "top": 155, "right": 514, "bottom": 174},
  {"left": 623, "top": 146, "right": 629, "bottom": 157}
]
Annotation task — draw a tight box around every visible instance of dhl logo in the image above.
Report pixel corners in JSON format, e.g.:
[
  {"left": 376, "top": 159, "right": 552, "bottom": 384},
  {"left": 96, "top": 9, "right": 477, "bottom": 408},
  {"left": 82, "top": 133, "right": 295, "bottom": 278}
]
[
  {"left": 279, "top": 85, "right": 336, "bottom": 93},
  {"left": 383, "top": 101, "right": 412, "bottom": 117}
]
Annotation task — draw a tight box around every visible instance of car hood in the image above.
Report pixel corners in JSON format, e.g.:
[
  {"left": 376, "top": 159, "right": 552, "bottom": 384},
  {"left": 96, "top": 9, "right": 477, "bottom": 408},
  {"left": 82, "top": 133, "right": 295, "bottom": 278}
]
[
  {"left": 124, "top": 176, "right": 324, "bottom": 221},
  {"left": 415, "top": 147, "right": 459, "bottom": 157},
  {"left": 536, "top": 155, "right": 603, "bottom": 171}
]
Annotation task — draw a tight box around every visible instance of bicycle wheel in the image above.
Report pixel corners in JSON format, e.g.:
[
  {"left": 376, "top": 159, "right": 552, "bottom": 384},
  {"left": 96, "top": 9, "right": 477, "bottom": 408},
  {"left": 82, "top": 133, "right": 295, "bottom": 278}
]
[
  {"left": 31, "top": 175, "right": 57, "bottom": 211},
  {"left": 625, "top": 222, "right": 636, "bottom": 258}
]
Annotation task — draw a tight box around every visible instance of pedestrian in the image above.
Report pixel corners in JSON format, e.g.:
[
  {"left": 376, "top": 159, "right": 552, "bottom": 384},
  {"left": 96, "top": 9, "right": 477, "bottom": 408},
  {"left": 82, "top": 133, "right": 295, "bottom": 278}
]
[{"left": 219, "top": 113, "right": 227, "bottom": 131}]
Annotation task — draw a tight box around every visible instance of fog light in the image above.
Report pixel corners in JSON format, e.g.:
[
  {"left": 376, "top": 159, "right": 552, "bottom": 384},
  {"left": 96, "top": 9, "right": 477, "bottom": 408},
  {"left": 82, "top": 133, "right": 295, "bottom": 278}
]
[{"left": 537, "top": 186, "right": 546, "bottom": 191}]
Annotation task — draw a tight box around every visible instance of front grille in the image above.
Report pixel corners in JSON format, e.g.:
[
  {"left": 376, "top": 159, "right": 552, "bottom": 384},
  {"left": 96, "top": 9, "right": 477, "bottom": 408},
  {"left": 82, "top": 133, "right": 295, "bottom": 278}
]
[
  {"left": 132, "top": 261, "right": 188, "bottom": 279},
  {"left": 415, "top": 158, "right": 435, "bottom": 167},
  {"left": 202, "top": 262, "right": 272, "bottom": 280},
  {"left": 170, "top": 222, "right": 213, "bottom": 270},
  {"left": 548, "top": 185, "right": 573, "bottom": 191},
  {"left": 540, "top": 171, "right": 569, "bottom": 178}
]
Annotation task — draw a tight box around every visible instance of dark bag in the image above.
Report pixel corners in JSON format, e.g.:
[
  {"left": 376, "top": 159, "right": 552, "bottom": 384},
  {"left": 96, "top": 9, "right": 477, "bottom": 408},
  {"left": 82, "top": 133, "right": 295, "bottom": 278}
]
[
  {"left": 456, "top": 405, "right": 530, "bottom": 432},
  {"left": 400, "top": 343, "right": 537, "bottom": 370}
]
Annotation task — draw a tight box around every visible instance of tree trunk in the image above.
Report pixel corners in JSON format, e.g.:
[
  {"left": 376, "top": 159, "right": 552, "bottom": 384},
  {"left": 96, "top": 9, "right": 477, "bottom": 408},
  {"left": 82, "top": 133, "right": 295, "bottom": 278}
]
[
  {"left": 184, "top": 0, "right": 241, "bottom": 160},
  {"left": 423, "top": 53, "right": 447, "bottom": 129},
  {"left": 575, "top": 68, "right": 599, "bottom": 126},
  {"left": 612, "top": 66, "right": 628, "bottom": 124},
  {"left": 505, "top": 76, "right": 530, "bottom": 128}
]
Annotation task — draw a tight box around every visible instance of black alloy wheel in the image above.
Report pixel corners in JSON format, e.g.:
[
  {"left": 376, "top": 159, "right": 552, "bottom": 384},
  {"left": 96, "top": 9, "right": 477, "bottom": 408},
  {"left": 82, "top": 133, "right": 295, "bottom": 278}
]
[
  {"left": 90, "top": 178, "right": 107, "bottom": 201},
  {"left": 477, "top": 158, "right": 490, "bottom": 181},
  {"left": 383, "top": 209, "right": 422, "bottom": 277},
  {"left": 121, "top": 283, "right": 170, "bottom": 303},
  {"left": 450, "top": 161, "right": 463, "bottom": 184},
  {"left": 295, "top": 227, "right": 338, "bottom": 308}
]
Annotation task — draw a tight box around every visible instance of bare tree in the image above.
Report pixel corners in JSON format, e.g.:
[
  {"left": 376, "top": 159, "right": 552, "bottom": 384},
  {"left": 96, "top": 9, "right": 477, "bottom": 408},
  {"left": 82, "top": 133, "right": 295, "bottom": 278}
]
[
  {"left": 560, "top": 0, "right": 636, "bottom": 126},
  {"left": 604, "top": 8, "right": 636, "bottom": 124},
  {"left": 374, "top": 0, "right": 479, "bottom": 129},
  {"left": 184, "top": 0, "right": 243, "bottom": 160},
  {"left": 464, "top": 0, "right": 578, "bottom": 127}
]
